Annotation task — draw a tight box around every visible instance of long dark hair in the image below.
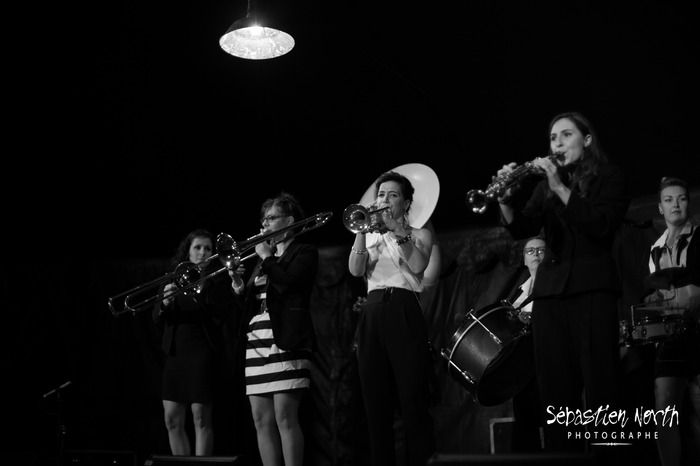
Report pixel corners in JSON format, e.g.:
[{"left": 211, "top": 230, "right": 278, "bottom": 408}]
[
  {"left": 548, "top": 112, "right": 607, "bottom": 198},
  {"left": 171, "top": 229, "right": 215, "bottom": 267}
]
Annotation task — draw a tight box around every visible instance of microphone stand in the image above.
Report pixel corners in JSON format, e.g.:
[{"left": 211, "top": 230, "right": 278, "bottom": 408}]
[{"left": 42, "top": 381, "right": 72, "bottom": 466}]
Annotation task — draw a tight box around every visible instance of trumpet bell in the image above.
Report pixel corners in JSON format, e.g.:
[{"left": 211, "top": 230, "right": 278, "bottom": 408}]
[
  {"left": 466, "top": 189, "right": 489, "bottom": 214},
  {"left": 343, "top": 204, "right": 390, "bottom": 234}
]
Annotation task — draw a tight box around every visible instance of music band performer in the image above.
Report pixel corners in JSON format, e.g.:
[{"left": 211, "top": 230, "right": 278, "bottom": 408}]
[
  {"left": 507, "top": 236, "right": 546, "bottom": 452},
  {"left": 229, "top": 193, "right": 318, "bottom": 466},
  {"left": 644, "top": 176, "right": 700, "bottom": 466},
  {"left": 348, "top": 171, "right": 436, "bottom": 466},
  {"left": 153, "top": 229, "right": 235, "bottom": 456},
  {"left": 496, "top": 112, "right": 629, "bottom": 451}
]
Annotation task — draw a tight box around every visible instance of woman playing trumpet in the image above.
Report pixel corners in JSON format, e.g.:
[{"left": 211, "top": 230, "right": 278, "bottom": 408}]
[
  {"left": 348, "top": 171, "right": 435, "bottom": 466},
  {"left": 496, "top": 112, "right": 629, "bottom": 452}
]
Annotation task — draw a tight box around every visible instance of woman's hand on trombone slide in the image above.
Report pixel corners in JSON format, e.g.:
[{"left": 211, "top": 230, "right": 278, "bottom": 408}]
[
  {"left": 161, "top": 283, "right": 177, "bottom": 308},
  {"left": 227, "top": 260, "right": 246, "bottom": 293}
]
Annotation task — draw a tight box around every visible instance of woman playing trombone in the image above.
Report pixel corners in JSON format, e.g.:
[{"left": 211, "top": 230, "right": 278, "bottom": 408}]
[
  {"left": 153, "top": 229, "right": 236, "bottom": 456},
  {"left": 348, "top": 171, "right": 435, "bottom": 466},
  {"left": 228, "top": 192, "right": 318, "bottom": 466}
]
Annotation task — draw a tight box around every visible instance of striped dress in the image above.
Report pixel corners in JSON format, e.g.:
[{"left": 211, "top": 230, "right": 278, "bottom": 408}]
[{"left": 245, "top": 272, "right": 311, "bottom": 395}]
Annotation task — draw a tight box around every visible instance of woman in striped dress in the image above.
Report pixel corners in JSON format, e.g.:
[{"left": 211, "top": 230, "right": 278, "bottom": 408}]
[{"left": 229, "top": 192, "right": 318, "bottom": 466}]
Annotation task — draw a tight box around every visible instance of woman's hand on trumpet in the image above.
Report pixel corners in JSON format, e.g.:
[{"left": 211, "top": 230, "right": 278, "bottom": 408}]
[
  {"left": 495, "top": 163, "right": 517, "bottom": 204},
  {"left": 378, "top": 204, "right": 397, "bottom": 232},
  {"left": 375, "top": 203, "right": 408, "bottom": 238},
  {"left": 531, "top": 156, "right": 567, "bottom": 196}
]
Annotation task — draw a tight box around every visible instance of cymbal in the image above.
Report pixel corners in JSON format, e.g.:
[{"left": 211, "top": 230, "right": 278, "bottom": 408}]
[{"left": 358, "top": 163, "right": 440, "bottom": 229}]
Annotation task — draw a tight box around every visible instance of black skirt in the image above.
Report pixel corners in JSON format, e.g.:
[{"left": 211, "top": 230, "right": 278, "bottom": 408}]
[{"left": 162, "top": 322, "right": 214, "bottom": 404}]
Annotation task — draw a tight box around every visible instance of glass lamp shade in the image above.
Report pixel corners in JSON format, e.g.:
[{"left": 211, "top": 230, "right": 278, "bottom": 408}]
[{"left": 219, "top": 16, "right": 294, "bottom": 60}]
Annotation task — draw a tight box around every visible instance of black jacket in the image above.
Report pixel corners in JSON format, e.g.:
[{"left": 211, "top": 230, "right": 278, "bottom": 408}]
[
  {"left": 153, "top": 261, "right": 235, "bottom": 355},
  {"left": 244, "top": 241, "right": 318, "bottom": 351},
  {"left": 505, "top": 163, "right": 630, "bottom": 298}
]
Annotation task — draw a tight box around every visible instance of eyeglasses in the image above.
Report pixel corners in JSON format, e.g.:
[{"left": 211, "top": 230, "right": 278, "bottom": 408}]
[
  {"left": 260, "top": 214, "right": 286, "bottom": 225},
  {"left": 524, "top": 247, "right": 546, "bottom": 256}
]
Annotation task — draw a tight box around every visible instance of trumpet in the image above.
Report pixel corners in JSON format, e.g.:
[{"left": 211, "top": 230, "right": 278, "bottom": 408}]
[
  {"left": 342, "top": 204, "right": 391, "bottom": 234},
  {"left": 108, "top": 211, "right": 333, "bottom": 316},
  {"left": 466, "top": 154, "right": 562, "bottom": 214}
]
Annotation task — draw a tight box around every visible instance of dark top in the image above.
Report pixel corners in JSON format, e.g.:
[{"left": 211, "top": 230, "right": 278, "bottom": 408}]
[
  {"left": 647, "top": 224, "right": 700, "bottom": 290},
  {"left": 243, "top": 241, "right": 318, "bottom": 351},
  {"left": 505, "top": 267, "right": 534, "bottom": 306},
  {"left": 505, "top": 163, "right": 629, "bottom": 298},
  {"left": 153, "top": 260, "right": 235, "bottom": 355}
]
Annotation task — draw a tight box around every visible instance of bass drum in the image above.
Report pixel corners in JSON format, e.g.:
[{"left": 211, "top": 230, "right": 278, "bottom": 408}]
[{"left": 442, "top": 302, "right": 534, "bottom": 406}]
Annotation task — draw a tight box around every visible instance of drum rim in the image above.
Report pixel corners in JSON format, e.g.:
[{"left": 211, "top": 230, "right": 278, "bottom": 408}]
[
  {"left": 624, "top": 314, "right": 686, "bottom": 325},
  {"left": 446, "top": 303, "right": 515, "bottom": 360}
]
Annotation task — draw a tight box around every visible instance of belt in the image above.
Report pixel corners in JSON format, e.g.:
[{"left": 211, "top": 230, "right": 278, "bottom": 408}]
[{"left": 368, "top": 287, "right": 417, "bottom": 302}]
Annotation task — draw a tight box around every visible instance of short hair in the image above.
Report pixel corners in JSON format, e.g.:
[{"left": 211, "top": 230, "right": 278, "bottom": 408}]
[
  {"left": 523, "top": 235, "right": 546, "bottom": 250},
  {"left": 172, "top": 229, "right": 215, "bottom": 266},
  {"left": 658, "top": 176, "right": 689, "bottom": 198},
  {"left": 374, "top": 171, "right": 415, "bottom": 203},
  {"left": 260, "top": 192, "right": 305, "bottom": 222}
]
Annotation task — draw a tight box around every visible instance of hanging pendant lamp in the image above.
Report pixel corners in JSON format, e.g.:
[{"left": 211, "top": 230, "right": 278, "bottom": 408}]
[{"left": 219, "top": 0, "right": 295, "bottom": 60}]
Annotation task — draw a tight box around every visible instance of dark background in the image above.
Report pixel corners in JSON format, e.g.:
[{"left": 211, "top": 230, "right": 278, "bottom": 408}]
[
  {"left": 9, "top": 0, "right": 699, "bottom": 260},
  {"left": 5, "top": 0, "right": 699, "bottom": 464}
]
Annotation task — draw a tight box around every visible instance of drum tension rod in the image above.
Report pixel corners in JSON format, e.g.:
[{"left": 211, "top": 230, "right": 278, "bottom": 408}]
[
  {"left": 466, "top": 312, "right": 503, "bottom": 346},
  {"left": 440, "top": 349, "right": 475, "bottom": 386}
]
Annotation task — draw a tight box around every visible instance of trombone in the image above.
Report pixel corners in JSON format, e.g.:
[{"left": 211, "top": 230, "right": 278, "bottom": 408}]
[
  {"left": 108, "top": 211, "right": 333, "bottom": 316},
  {"left": 107, "top": 235, "right": 244, "bottom": 317}
]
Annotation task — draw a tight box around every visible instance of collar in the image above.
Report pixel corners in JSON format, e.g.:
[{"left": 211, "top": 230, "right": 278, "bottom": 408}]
[
  {"left": 651, "top": 221, "right": 695, "bottom": 249},
  {"left": 650, "top": 221, "right": 695, "bottom": 270}
]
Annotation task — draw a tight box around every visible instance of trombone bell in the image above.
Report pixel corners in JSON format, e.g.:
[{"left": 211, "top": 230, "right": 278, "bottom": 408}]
[
  {"left": 172, "top": 262, "right": 204, "bottom": 295},
  {"left": 215, "top": 233, "right": 242, "bottom": 268}
]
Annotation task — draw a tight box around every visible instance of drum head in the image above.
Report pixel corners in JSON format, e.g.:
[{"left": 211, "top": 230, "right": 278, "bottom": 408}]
[
  {"left": 477, "top": 332, "right": 534, "bottom": 406},
  {"left": 445, "top": 302, "right": 534, "bottom": 406}
]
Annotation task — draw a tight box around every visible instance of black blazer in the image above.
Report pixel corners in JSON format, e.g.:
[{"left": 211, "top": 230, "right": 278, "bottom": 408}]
[
  {"left": 244, "top": 241, "right": 318, "bottom": 351},
  {"left": 505, "top": 163, "right": 630, "bottom": 298},
  {"left": 153, "top": 262, "right": 235, "bottom": 355},
  {"left": 504, "top": 267, "right": 533, "bottom": 306}
]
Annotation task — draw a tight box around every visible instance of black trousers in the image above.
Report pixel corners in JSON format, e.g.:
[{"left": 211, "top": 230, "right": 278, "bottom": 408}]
[
  {"left": 356, "top": 288, "right": 435, "bottom": 466},
  {"left": 531, "top": 290, "right": 621, "bottom": 452},
  {"left": 512, "top": 376, "right": 543, "bottom": 452}
]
